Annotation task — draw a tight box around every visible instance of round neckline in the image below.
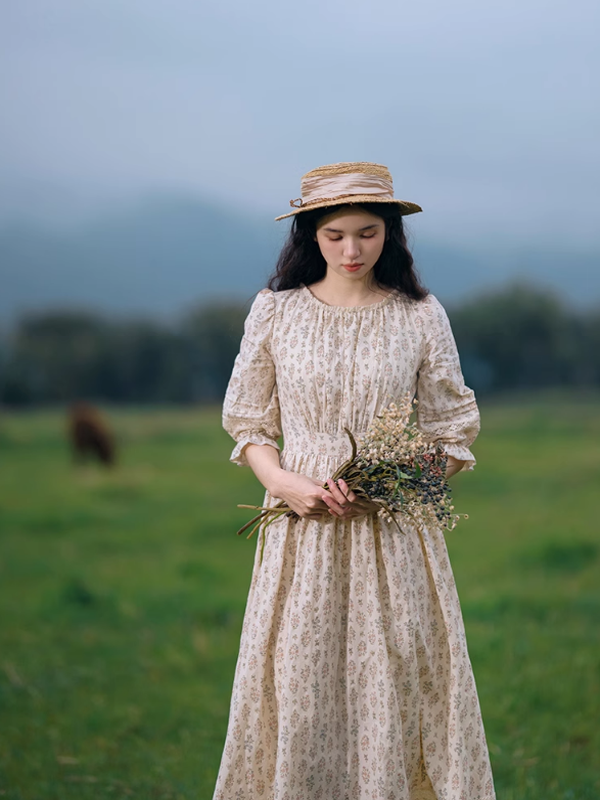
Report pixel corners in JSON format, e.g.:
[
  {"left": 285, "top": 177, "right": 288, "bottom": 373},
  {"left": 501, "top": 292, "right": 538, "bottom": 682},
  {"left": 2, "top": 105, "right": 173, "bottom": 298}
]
[{"left": 302, "top": 284, "right": 396, "bottom": 312}]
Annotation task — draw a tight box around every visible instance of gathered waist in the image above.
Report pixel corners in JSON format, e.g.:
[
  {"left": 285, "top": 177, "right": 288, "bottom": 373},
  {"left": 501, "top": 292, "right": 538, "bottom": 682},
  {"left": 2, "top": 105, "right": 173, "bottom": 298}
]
[{"left": 282, "top": 429, "right": 367, "bottom": 460}]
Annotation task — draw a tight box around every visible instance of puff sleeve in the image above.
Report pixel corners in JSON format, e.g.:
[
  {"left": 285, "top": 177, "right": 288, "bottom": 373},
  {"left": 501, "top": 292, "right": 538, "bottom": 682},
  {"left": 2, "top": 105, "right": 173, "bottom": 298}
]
[
  {"left": 415, "top": 295, "right": 480, "bottom": 471},
  {"left": 222, "top": 289, "right": 282, "bottom": 466}
]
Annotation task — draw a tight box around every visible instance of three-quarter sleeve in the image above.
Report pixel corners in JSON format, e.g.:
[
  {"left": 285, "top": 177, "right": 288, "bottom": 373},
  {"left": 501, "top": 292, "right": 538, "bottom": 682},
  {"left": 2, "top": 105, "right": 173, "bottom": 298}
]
[
  {"left": 222, "top": 289, "right": 281, "bottom": 466},
  {"left": 415, "top": 295, "right": 480, "bottom": 471}
]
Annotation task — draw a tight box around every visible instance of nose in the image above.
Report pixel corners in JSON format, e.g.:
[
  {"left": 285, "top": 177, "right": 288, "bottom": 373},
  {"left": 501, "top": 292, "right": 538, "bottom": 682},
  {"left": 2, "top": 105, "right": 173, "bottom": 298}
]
[{"left": 343, "top": 237, "right": 361, "bottom": 261}]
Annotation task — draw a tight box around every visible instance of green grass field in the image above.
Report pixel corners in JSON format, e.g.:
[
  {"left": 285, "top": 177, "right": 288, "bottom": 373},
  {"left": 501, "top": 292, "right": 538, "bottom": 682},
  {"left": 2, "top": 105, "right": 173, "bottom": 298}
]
[{"left": 1, "top": 398, "right": 599, "bottom": 799}]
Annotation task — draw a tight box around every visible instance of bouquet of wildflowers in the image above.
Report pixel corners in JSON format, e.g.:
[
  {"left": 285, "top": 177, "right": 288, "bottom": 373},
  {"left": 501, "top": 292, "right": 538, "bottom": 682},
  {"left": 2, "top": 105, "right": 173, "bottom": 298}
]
[{"left": 237, "top": 396, "right": 465, "bottom": 540}]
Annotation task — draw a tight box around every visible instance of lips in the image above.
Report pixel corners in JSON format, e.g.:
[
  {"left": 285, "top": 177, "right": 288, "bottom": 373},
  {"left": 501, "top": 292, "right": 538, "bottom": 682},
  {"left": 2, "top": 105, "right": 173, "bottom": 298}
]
[{"left": 342, "top": 263, "right": 363, "bottom": 271}]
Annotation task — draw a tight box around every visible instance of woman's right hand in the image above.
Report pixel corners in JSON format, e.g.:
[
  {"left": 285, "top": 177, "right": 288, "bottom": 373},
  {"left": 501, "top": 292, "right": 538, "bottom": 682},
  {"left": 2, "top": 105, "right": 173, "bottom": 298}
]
[
  {"left": 269, "top": 470, "right": 330, "bottom": 519},
  {"left": 243, "top": 444, "right": 328, "bottom": 520}
]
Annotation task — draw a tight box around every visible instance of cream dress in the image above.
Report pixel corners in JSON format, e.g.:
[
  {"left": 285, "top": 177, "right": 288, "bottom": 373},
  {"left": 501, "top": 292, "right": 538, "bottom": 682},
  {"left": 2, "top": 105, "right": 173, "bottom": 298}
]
[{"left": 213, "top": 286, "right": 496, "bottom": 800}]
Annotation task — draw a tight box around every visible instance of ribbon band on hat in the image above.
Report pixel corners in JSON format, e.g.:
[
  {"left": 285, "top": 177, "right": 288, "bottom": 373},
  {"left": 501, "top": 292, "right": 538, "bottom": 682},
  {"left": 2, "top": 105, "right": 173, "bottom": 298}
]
[{"left": 295, "top": 172, "right": 395, "bottom": 208}]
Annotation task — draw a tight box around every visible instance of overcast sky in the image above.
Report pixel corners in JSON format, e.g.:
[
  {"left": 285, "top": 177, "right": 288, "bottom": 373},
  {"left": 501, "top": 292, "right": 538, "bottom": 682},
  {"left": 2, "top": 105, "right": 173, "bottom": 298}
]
[{"left": 0, "top": 0, "right": 598, "bottom": 247}]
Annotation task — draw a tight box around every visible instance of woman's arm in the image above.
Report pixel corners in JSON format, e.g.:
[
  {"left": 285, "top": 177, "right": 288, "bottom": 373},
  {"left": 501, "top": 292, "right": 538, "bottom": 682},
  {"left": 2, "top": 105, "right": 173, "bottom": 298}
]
[
  {"left": 446, "top": 455, "right": 466, "bottom": 478},
  {"left": 244, "top": 443, "right": 380, "bottom": 521},
  {"left": 244, "top": 443, "right": 330, "bottom": 520},
  {"left": 416, "top": 296, "right": 480, "bottom": 472},
  {"left": 246, "top": 444, "right": 461, "bottom": 520}
]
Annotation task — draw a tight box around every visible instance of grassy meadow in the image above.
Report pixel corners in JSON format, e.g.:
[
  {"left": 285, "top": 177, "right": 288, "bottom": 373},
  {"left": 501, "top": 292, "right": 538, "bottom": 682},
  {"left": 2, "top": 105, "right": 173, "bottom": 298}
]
[{"left": 0, "top": 397, "right": 599, "bottom": 799}]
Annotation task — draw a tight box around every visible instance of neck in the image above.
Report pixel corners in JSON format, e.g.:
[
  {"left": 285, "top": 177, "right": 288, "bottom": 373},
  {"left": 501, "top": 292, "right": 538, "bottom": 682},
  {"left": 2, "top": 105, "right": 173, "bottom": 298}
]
[{"left": 309, "top": 270, "right": 388, "bottom": 308}]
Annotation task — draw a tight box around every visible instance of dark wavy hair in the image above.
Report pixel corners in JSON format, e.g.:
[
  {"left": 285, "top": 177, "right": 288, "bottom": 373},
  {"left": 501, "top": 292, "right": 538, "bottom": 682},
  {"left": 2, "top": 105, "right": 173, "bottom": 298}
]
[{"left": 267, "top": 203, "right": 428, "bottom": 301}]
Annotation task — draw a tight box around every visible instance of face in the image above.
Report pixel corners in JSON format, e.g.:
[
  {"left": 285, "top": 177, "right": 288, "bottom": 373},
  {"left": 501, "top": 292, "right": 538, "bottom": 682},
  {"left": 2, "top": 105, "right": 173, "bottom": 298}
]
[{"left": 314, "top": 207, "right": 386, "bottom": 283}]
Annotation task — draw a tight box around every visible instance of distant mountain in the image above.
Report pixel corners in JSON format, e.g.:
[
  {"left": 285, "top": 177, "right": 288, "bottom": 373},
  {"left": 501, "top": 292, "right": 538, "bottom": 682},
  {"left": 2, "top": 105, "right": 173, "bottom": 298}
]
[
  {"left": 0, "top": 196, "right": 284, "bottom": 321},
  {"left": 1, "top": 194, "right": 598, "bottom": 322},
  {"left": 415, "top": 242, "right": 600, "bottom": 308}
]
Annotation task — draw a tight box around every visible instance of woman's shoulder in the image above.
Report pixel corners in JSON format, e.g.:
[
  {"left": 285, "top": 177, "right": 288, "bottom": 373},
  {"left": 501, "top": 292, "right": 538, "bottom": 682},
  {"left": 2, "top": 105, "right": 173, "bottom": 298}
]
[
  {"left": 244, "top": 288, "right": 308, "bottom": 331},
  {"left": 388, "top": 292, "right": 452, "bottom": 342},
  {"left": 389, "top": 290, "right": 444, "bottom": 314},
  {"left": 416, "top": 292, "right": 446, "bottom": 315},
  {"left": 260, "top": 286, "right": 308, "bottom": 313}
]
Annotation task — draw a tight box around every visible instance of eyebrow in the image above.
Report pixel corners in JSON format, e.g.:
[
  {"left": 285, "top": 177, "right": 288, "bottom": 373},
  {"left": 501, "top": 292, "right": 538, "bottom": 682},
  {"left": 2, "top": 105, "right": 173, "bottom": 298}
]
[{"left": 322, "top": 223, "right": 381, "bottom": 233}]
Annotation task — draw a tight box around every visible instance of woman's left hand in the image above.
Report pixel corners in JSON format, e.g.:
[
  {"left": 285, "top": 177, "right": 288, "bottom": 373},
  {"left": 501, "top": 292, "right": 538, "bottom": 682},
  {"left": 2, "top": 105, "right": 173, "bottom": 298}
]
[
  {"left": 445, "top": 455, "right": 466, "bottom": 478},
  {"left": 321, "top": 478, "right": 381, "bottom": 520}
]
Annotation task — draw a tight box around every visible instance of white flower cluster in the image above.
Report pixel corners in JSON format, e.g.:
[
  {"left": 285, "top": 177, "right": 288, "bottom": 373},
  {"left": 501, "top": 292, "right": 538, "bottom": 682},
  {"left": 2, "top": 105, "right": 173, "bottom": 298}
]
[
  {"left": 354, "top": 397, "right": 462, "bottom": 532},
  {"left": 358, "top": 397, "right": 429, "bottom": 466}
]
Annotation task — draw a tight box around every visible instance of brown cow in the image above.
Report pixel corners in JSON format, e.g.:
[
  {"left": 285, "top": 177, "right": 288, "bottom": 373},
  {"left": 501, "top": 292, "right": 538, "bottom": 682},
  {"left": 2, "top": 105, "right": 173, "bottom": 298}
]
[{"left": 67, "top": 402, "right": 116, "bottom": 467}]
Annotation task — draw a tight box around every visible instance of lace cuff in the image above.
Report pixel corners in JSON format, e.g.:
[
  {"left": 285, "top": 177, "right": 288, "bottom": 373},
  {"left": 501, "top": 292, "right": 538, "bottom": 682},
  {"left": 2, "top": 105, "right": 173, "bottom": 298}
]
[
  {"left": 230, "top": 433, "right": 281, "bottom": 467},
  {"left": 440, "top": 442, "right": 476, "bottom": 472}
]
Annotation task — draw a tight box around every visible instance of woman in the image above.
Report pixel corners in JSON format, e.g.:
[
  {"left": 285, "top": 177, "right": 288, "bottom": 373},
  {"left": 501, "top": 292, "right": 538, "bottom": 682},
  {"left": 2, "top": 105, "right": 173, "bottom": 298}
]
[{"left": 213, "top": 162, "right": 496, "bottom": 800}]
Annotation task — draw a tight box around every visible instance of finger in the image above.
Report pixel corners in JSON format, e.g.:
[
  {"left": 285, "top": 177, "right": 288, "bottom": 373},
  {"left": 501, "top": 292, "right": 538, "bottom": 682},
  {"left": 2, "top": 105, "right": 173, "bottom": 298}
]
[
  {"left": 331, "top": 504, "right": 363, "bottom": 520},
  {"left": 337, "top": 479, "right": 357, "bottom": 503},
  {"left": 308, "top": 491, "right": 330, "bottom": 510},
  {"left": 321, "top": 493, "right": 345, "bottom": 516},
  {"left": 302, "top": 508, "right": 327, "bottom": 519},
  {"left": 326, "top": 478, "right": 349, "bottom": 506}
]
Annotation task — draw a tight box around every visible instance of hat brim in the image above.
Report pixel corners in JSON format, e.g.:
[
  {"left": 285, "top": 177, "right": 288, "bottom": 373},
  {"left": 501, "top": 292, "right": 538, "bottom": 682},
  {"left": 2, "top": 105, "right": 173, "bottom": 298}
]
[{"left": 275, "top": 196, "right": 422, "bottom": 221}]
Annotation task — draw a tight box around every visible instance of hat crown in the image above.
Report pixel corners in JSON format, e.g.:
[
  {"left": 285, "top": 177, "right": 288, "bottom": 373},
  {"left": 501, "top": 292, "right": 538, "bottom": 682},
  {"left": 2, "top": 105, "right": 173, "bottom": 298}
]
[
  {"left": 294, "top": 162, "right": 395, "bottom": 211},
  {"left": 302, "top": 161, "right": 393, "bottom": 184}
]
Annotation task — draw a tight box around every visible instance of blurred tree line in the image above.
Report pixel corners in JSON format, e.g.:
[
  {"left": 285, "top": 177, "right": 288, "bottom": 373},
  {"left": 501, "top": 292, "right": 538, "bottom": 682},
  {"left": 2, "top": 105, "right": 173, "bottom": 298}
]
[
  {"left": 0, "top": 303, "right": 247, "bottom": 406},
  {"left": 1, "top": 284, "right": 599, "bottom": 407}
]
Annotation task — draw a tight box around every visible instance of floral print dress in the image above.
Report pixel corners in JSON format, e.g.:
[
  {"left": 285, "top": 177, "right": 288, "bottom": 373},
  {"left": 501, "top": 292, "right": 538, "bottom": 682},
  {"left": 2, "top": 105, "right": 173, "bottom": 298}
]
[{"left": 213, "top": 286, "right": 496, "bottom": 800}]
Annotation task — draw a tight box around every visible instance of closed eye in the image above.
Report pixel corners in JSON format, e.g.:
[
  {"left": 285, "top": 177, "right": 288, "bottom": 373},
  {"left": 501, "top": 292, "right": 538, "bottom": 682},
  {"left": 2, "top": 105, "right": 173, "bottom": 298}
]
[{"left": 327, "top": 234, "right": 377, "bottom": 241}]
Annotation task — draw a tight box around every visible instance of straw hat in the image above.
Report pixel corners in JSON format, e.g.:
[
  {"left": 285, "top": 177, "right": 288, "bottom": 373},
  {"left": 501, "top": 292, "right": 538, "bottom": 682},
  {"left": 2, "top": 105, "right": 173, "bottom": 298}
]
[{"left": 275, "top": 161, "right": 422, "bottom": 221}]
